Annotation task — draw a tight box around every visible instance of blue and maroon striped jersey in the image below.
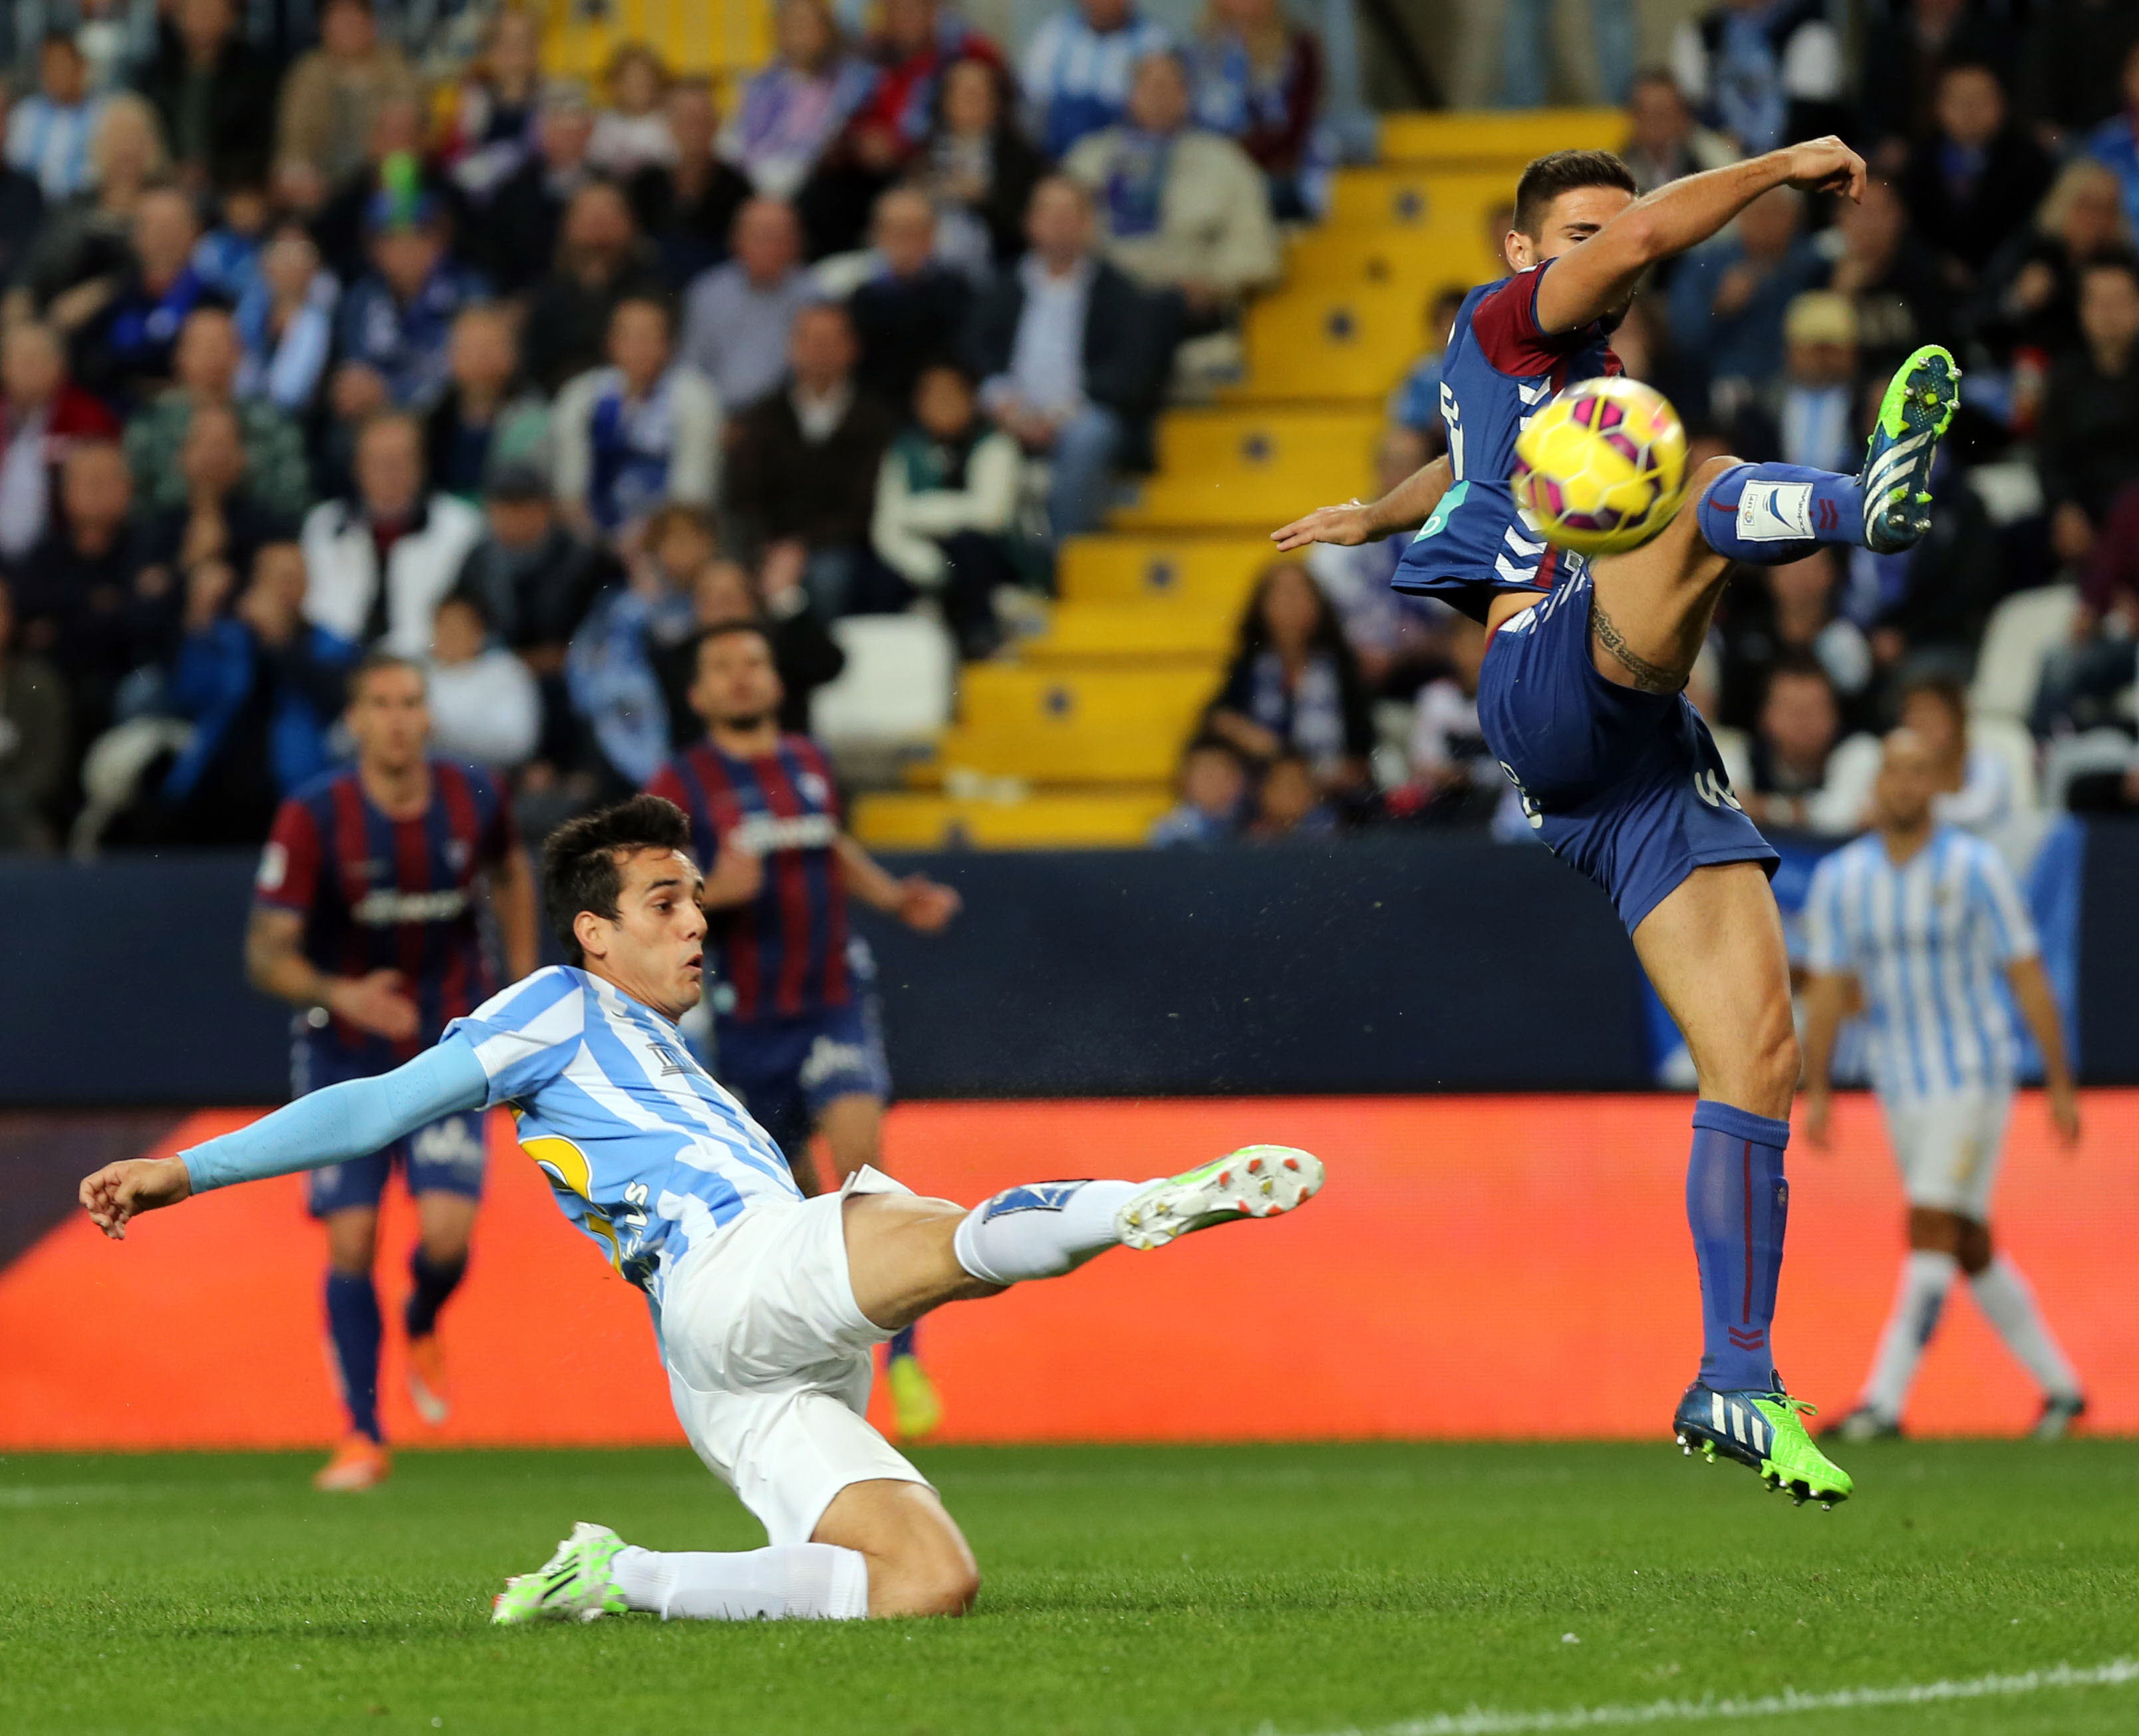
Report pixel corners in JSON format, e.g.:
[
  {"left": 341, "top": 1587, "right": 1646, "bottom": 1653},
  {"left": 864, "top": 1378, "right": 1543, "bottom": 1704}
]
[
  {"left": 1393, "top": 257, "right": 1623, "bottom": 622},
  {"left": 255, "top": 760, "right": 519, "bottom": 1072},
  {"left": 647, "top": 735, "right": 851, "bottom": 1023}
]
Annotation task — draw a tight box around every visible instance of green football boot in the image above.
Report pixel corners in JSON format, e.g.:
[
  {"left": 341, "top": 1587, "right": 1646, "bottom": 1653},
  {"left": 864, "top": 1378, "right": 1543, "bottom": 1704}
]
[
  {"left": 1114, "top": 1145, "right": 1324, "bottom": 1250},
  {"left": 1859, "top": 344, "right": 1961, "bottom": 553},
  {"left": 492, "top": 1521, "right": 630, "bottom": 1624},
  {"left": 1673, "top": 1380, "right": 1854, "bottom": 1509}
]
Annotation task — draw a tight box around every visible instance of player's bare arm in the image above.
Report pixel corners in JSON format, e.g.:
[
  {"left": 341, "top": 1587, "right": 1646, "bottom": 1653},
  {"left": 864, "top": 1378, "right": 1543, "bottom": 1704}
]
[
  {"left": 697, "top": 839, "right": 766, "bottom": 909},
  {"left": 1797, "top": 969, "right": 1862, "bottom": 1150},
  {"left": 490, "top": 847, "right": 543, "bottom": 980},
  {"left": 833, "top": 833, "right": 960, "bottom": 932},
  {"left": 79, "top": 1155, "right": 193, "bottom": 1238},
  {"left": 1529, "top": 138, "right": 1866, "bottom": 335},
  {"left": 1270, "top": 455, "right": 1453, "bottom": 552},
  {"left": 245, "top": 906, "right": 419, "bottom": 1042},
  {"left": 2006, "top": 956, "right": 2081, "bottom": 1147}
]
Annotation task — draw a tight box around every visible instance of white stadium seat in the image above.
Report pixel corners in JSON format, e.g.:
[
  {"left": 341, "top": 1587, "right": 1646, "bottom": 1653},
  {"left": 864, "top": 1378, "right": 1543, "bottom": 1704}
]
[
  {"left": 1969, "top": 585, "right": 2077, "bottom": 722},
  {"left": 810, "top": 614, "right": 957, "bottom": 754}
]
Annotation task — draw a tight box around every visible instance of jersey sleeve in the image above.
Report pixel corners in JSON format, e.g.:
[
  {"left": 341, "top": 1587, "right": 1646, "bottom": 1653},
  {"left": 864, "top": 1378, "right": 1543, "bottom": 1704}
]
[
  {"left": 1801, "top": 855, "right": 1849, "bottom": 974},
  {"left": 1467, "top": 261, "right": 1585, "bottom": 376},
  {"left": 1967, "top": 845, "right": 2039, "bottom": 965},
  {"left": 439, "top": 967, "right": 589, "bottom": 1107},
  {"left": 254, "top": 797, "right": 325, "bottom": 915}
]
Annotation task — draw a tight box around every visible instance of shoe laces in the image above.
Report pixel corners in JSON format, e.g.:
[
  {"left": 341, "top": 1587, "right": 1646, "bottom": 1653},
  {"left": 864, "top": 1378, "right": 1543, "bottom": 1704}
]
[{"left": 1761, "top": 1393, "right": 1819, "bottom": 1422}]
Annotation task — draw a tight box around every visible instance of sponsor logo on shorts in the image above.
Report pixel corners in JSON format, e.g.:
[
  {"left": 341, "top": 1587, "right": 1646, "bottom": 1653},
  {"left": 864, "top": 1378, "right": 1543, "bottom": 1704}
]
[
  {"left": 799, "top": 1036, "right": 873, "bottom": 1092},
  {"left": 414, "top": 1115, "right": 486, "bottom": 1179}
]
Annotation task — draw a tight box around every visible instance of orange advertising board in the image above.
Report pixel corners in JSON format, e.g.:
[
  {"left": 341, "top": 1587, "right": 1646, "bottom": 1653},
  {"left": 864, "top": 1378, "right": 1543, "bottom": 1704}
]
[{"left": 3, "top": 1092, "right": 2132, "bottom": 1449}]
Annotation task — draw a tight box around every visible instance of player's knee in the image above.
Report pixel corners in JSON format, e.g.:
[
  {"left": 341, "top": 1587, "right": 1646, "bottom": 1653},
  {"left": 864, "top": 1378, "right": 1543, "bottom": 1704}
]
[
  {"left": 873, "top": 1550, "right": 980, "bottom": 1618},
  {"left": 1690, "top": 454, "right": 1744, "bottom": 504}
]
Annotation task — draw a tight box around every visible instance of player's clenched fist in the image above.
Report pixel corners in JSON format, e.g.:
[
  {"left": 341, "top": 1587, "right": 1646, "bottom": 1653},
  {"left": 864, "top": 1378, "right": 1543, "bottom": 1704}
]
[
  {"left": 1779, "top": 137, "right": 1866, "bottom": 202},
  {"left": 79, "top": 1157, "right": 193, "bottom": 1240}
]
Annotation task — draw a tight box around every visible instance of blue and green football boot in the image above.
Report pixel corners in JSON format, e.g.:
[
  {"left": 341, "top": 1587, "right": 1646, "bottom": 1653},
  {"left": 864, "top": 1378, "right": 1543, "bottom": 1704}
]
[
  {"left": 1673, "top": 1376, "right": 1854, "bottom": 1509},
  {"left": 1858, "top": 344, "right": 1961, "bottom": 554}
]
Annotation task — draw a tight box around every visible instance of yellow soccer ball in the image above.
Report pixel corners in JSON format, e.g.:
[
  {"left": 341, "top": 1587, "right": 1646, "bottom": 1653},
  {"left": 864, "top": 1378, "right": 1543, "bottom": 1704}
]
[{"left": 1511, "top": 375, "right": 1688, "bottom": 557}]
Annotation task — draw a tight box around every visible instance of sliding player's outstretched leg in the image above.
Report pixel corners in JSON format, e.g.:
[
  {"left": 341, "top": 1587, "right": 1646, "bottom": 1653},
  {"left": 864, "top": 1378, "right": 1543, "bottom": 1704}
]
[{"left": 494, "top": 1145, "right": 1324, "bottom": 1623}]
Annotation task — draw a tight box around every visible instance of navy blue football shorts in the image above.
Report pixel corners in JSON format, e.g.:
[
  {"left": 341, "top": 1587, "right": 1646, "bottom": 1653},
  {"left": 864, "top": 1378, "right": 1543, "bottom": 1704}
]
[
  {"left": 710, "top": 998, "right": 892, "bottom": 1163},
  {"left": 1477, "top": 569, "right": 1778, "bottom": 933},
  {"left": 293, "top": 1034, "right": 488, "bottom": 1217}
]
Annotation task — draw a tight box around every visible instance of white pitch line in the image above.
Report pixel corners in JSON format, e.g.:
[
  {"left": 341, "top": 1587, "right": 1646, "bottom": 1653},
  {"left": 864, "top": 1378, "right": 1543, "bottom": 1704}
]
[{"left": 1268, "top": 1658, "right": 2139, "bottom": 1735}]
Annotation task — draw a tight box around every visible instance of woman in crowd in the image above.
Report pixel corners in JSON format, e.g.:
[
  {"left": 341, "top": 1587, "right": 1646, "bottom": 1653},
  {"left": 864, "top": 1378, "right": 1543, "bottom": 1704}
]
[
  {"left": 1205, "top": 559, "right": 1373, "bottom": 800},
  {"left": 440, "top": 4, "right": 547, "bottom": 199},
  {"left": 590, "top": 43, "right": 678, "bottom": 179},
  {"left": 1969, "top": 158, "right": 2134, "bottom": 372},
  {"left": 724, "top": 0, "right": 877, "bottom": 204},
  {"left": 233, "top": 223, "right": 339, "bottom": 416},
  {"left": 1191, "top": 0, "right": 1323, "bottom": 220},
  {"left": 916, "top": 55, "right": 1043, "bottom": 267}
]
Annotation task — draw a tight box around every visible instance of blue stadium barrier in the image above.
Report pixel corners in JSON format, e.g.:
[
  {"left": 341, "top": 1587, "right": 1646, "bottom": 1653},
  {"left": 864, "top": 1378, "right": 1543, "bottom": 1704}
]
[{"left": 2, "top": 826, "right": 2134, "bottom": 1107}]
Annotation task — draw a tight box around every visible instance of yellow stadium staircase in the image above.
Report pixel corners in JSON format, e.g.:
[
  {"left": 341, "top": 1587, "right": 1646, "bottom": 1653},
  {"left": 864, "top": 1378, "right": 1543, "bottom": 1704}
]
[
  {"left": 529, "top": 7, "right": 1617, "bottom": 847},
  {"left": 853, "top": 106, "right": 1625, "bottom": 849}
]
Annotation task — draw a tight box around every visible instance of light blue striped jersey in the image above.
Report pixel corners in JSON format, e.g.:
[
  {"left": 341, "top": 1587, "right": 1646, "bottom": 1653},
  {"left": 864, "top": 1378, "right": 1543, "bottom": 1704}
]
[
  {"left": 1802, "top": 827, "right": 2037, "bottom": 1103},
  {"left": 442, "top": 966, "right": 801, "bottom": 1303}
]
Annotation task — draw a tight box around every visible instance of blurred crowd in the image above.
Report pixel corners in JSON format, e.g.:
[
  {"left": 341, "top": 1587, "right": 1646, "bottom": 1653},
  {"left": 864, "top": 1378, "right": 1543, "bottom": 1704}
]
[
  {"left": 1154, "top": 1, "right": 2139, "bottom": 849},
  {"left": 0, "top": 0, "right": 1328, "bottom": 853}
]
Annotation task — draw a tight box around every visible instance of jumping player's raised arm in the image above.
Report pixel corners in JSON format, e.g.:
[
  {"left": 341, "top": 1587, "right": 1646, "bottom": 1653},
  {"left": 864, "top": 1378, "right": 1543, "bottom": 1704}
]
[{"left": 1528, "top": 138, "right": 1866, "bottom": 336}]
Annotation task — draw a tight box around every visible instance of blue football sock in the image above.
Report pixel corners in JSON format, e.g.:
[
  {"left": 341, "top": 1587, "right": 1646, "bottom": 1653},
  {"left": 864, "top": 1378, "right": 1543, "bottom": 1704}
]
[
  {"left": 1696, "top": 463, "right": 1864, "bottom": 564},
  {"left": 888, "top": 1324, "right": 919, "bottom": 1362},
  {"left": 1685, "top": 1101, "right": 1791, "bottom": 1392},
  {"left": 325, "top": 1270, "right": 384, "bottom": 1442},
  {"left": 404, "top": 1245, "right": 468, "bottom": 1340}
]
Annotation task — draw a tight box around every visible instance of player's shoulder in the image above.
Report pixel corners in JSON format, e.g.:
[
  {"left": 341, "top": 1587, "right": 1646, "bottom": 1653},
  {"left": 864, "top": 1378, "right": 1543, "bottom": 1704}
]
[
  {"left": 284, "top": 763, "right": 358, "bottom": 807},
  {"left": 780, "top": 730, "right": 835, "bottom": 767},
  {"left": 467, "top": 964, "right": 592, "bottom": 1028},
  {"left": 1937, "top": 826, "right": 2008, "bottom": 879},
  {"left": 1810, "top": 832, "right": 1878, "bottom": 885}
]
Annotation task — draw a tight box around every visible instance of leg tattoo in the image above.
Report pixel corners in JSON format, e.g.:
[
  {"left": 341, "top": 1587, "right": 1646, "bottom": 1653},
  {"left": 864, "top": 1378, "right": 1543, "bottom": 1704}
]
[{"left": 1590, "top": 600, "right": 1687, "bottom": 694}]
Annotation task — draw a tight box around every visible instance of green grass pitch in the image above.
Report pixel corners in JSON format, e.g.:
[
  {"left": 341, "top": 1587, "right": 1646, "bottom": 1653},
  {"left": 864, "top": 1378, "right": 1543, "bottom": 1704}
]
[{"left": 6, "top": 1441, "right": 2139, "bottom": 1736}]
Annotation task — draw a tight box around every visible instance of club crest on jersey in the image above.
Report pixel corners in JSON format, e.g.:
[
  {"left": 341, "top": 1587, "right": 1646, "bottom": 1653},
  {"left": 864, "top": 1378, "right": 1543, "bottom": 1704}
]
[
  {"left": 980, "top": 1181, "right": 1087, "bottom": 1220},
  {"left": 798, "top": 770, "right": 832, "bottom": 807},
  {"left": 646, "top": 1039, "right": 690, "bottom": 1078},
  {"left": 446, "top": 837, "right": 472, "bottom": 873}
]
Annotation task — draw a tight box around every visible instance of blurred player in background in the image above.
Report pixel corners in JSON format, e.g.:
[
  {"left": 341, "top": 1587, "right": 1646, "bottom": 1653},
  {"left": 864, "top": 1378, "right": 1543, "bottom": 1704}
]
[
  {"left": 1801, "top": 728, "right": 2086, "bottom": 1442},
  {"left": 1274, "top": 134, "right": 1965, "bottom": 1507},
  {"left": 249, "top": 652, "right": 539, "bottom": 1489},
  {"left": 648, "top": 622, "right": 960, "bottom": 1440}
]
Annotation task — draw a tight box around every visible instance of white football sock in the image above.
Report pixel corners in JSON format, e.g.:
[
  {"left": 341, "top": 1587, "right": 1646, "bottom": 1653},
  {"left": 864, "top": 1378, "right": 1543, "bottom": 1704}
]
[
  {"left": 1969, "top": 1256, "right": 2082, "bottom": 1401},
  {"left": 952, "top": 1179, "right": 1142, "bottom": 1286},
  {"left": 1860, "top": 1250, "right": 1957, "bottom": 1419},
  {"left": 611, "top": 1542, "right": 869, "bottom": 1621}
]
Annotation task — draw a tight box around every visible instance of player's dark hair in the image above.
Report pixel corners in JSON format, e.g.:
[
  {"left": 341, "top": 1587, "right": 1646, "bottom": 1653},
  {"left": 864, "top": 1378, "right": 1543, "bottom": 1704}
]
[
  {"left": 1763, "top": 651, "right": 1835, "bottom": 704},
  {"left": 1514, "top": 150, "right": 1638, "bottom": 239},
  {"left": 542, "top": 794, "right": 694, "bottom": 964},
  {"left": 692, "top": 617, "right": 776, "bottom": 664},
  {"left": 1900, "top": 670, "right": 1968, "bottom": 725},
  {"left": 346, "top": 648, "right": 424, "bottom": 704}
]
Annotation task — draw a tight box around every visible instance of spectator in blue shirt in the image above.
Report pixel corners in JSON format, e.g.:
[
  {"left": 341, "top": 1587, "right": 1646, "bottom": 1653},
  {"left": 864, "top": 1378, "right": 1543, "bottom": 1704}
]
[
  {"left": 331, "top": 188, "right": 488, "bottom": 412},
  {"left": 1149, "top": 734, "right": 1246, "bottom": 847},
  {"left": 1665, "top": 184, "right": 1822, "bottom": 413},
  {"left": 1020, "top": 0, "right": 1173, "bottom": 162},
  {"left": 2086, "top": 42, "right": 2139, "bottom": 243}
]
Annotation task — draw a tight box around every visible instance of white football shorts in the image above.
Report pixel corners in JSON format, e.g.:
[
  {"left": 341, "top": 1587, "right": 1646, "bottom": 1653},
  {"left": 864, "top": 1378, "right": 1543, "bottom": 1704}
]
[
  {"left": 658, "top": 1165, "right": 931, "bottom": 1546},
  {"left": 1879, "top": 1087, "right": 2013, "bottom": 1219}
]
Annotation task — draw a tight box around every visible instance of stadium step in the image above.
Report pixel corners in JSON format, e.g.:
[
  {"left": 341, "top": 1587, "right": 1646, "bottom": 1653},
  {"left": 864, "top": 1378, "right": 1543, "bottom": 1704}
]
[
  {"left": 1022, "top": 602, "right": 1238, "bottom": 664},
  {"left": 538, "top": 0, "right": 767, "bottom": 76},
  {"left": 958, "top": 663, "right": 1219, "bottom": 734},
  {"left": 1322, "top": 166, "right": 1523, "bottom": 243},
  {"left": 930, "top": 722, "right": 1188, "bottom": 784},
  {"left": 851, "top": 789, "right": 1173, "bottom": 850},
  {"left": 1111, "top": 406, "right": 1381, "bottom": 531},
  {"left": 1056, "top": 535, "right": 1275, "bottom": 611},
  {"left": 1376, "top": 108, "right": 1624, "bottom": 166},
  {"left": 1240, "top": 281, "right": 1441, "bottom": 402}
]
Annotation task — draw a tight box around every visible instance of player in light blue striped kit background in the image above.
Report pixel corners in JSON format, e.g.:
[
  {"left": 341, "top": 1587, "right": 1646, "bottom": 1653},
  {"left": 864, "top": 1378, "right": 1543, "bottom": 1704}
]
[{"left": 1800, "top": 728, "right": 2086, "bottom": 1441}]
